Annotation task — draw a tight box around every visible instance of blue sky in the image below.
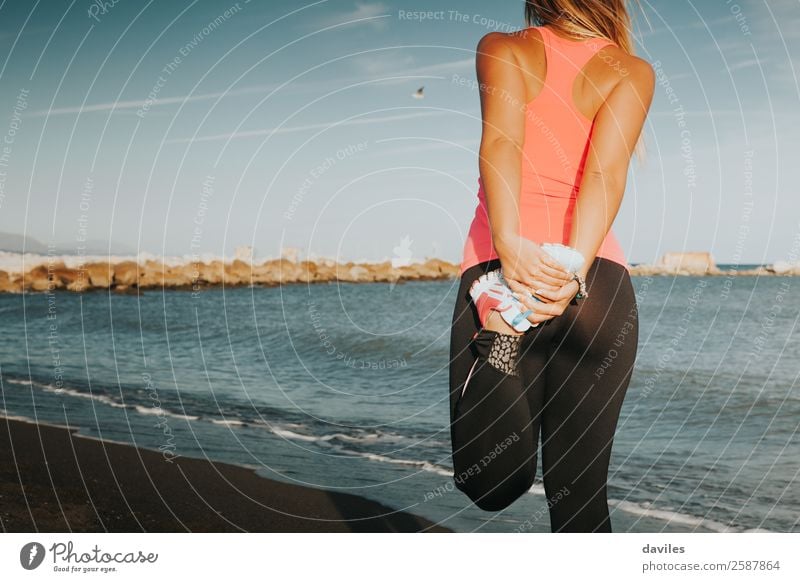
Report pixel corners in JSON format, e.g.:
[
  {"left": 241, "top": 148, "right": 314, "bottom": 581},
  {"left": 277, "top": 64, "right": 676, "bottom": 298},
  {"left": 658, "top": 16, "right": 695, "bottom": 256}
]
[{"left": 0, "top": 0, "right": 798, "bottom": 264}]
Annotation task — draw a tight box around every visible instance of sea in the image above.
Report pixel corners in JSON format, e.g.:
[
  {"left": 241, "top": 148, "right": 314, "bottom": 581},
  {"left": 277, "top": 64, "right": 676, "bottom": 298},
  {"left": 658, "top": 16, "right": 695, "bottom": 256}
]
[{"left": 0, "top": 269, "right": 797, "bottom": 532}]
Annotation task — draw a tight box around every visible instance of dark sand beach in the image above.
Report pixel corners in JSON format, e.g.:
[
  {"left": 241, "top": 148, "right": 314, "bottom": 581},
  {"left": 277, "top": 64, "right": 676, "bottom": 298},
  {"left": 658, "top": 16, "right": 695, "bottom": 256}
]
[{"left": 0, "top": 415, "right": 450, "bottom": 533}]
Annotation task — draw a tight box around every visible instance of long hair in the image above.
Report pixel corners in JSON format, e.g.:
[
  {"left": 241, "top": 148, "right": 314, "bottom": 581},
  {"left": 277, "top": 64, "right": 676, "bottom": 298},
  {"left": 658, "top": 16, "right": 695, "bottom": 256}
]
[
  {"left": 524, "top": 0, "right": 637, "bottom": 55},
  {"left": 525, "top": 0, "right": 647, "bottom": 158}
]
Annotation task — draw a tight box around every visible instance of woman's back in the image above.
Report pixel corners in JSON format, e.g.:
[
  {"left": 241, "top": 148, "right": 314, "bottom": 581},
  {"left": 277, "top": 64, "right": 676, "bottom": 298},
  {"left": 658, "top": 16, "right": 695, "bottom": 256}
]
[
  {"left": 520, "top": 26, "right": 619, "bottom": 197},
  {"left": 460, "top": 26, "right": 637, "bottom": 274}
]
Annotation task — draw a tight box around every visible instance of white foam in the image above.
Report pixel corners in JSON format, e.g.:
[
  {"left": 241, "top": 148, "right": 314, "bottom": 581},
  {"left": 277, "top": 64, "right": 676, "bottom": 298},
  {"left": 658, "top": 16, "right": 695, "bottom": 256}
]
[
  {"left": 132, "top": 404, "right": 199, "bottom": 421},
  {"left": 9, "top": 377, "right": 199, "bottom": 420},
  {"left": 6, "top": 378, "right": 33, "bottom": 386},
  {"left": 210, "top": 418, "right": 248, "bottom": 427},
  {"left": 323, "top": 447, "right": 548, "bottom": 497},
  {"left": 272, "top": 427, "right": 322, "bottom": 442},
  {"left": 0, "top": 411, "right": 73, "bottom": 430},
  {"left": 40, "top": 383, "right": 127, "bottom": 409},
  {"left": 343, "top": 449, "right": 454, "bottom": 477},
  {"left": 329, "top": 432, "right": 381, "bottom": 442},
  {"left": 608, "top": 499, "right": 763, "bottom": 532},
  {"left": 259, "top": 424, "right": 549, "bottom": 493},
  {"left": 272, "top": 427, "right": 379, "bottom": 444}
]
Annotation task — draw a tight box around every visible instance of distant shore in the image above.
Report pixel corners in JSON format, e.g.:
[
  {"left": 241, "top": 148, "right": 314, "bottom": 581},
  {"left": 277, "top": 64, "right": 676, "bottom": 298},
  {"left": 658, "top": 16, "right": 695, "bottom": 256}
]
[
  {"left": 0, "top": 414, "right": 449, "bottom": 532},
  {"left": 0, "top": 250, "right": 796, "bottom": 293}
]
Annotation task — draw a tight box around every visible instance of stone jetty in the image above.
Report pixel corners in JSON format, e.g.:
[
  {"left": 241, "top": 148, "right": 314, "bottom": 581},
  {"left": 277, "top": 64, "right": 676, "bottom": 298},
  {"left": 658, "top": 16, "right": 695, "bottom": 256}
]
[{"left": 0, "top": 251, "right": 794, "bottom": 293}]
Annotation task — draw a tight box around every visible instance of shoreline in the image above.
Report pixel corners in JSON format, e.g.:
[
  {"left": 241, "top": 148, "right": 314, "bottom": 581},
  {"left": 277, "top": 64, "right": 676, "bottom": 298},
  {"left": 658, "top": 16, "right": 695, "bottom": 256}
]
[
  {"left": 0, "top": 414, "right": 450, "bottom": 533},
  {"left": 0, "top": 255, "right": 796, "bottom": 294}
]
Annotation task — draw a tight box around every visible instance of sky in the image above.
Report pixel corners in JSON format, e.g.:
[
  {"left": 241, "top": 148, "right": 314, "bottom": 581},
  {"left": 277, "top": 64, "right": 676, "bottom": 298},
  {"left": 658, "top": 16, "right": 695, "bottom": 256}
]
[{"left": 0, "top": 0, "right": 798, "bottom": 264}]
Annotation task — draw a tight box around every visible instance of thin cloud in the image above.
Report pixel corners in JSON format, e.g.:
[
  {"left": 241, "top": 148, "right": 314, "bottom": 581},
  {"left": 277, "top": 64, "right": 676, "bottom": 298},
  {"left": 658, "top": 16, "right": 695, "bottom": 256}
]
[
  {"left": 353, "top": 51, "right": 415, "bottom": 75},
  {"left": 648, "top": 109, "right": 745, "bottom": 117},
  {"left": 23, "top": 56, "right": 472, "bottom": 119},
  {"left": 750, "top": 0, "right": 800, "bottom": 40},
  {"left": 727, "top": 58, "right": 762, "bottom": 72},
  {"left": 368, "top": 137, "right": 479, "bottom": 157},
  {"left": 24, "top": 85, "right": 276, "bottom": 118},
  {"left": 305, "top": 1, "right": 392, "bottom": 31},
  {"left": 165, "top": 110, "right": 448, "bottom": 144},
  {"left": 364, "top": 57, "right": 474, "bottom": 86}
]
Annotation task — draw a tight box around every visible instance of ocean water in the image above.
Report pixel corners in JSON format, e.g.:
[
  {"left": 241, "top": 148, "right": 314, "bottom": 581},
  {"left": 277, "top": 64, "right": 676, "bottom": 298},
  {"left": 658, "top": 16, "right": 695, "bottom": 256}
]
[{"left": 0, "top": 273, "right": 797, "bottom": 532}]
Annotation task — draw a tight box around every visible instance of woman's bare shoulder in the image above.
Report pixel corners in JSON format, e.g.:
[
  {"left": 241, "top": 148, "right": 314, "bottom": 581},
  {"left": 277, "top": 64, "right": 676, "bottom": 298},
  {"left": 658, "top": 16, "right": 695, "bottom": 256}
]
[
  {"left": 476, "top": 29, "right": 542, "bottom": 56},
  {"left": 474, "top": 31, "right": 527, "bottom": 77},
  {"left": 601, "top": 46, "right": 655, "bottom": 82},
  {"left": 590, "top": 46, "right": 655, "bottom": 102},
  {"left": 476, "top": 30, "right": 516, "bottom": 55}
]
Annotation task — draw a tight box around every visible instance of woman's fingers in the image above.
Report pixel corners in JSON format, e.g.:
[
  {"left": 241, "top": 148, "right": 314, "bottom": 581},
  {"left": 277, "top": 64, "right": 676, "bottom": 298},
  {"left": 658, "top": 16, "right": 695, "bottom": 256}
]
[
  {"left": 525, "top": 299, "right": 562, "bottom": 317},
  {"left": 508, "top": 283, "right": 563, "bottom": 319},
  {"left": 511, "top": 268, "right": 562, "bottom": 291},
  {"left": 519, "top": 261, "right": 572, "bottom": 286},
  {"left": 535, "top": 272, "right": 569, "bottom": 288},
  {"left": 538, "top": 261, "right": 574, "bottom": 282},
  {"left": 535, "top": 280, "right": 579, "bottom": 302},
  {"left": 506, "top": 279, "right": 546, "bottom": 312},
  {"left": 504, "top": 277, "right": 531, "bottom": 297},
  {"left": 507, "top": 277, "right": 552, "bottom": 302},
  {"left": 509, "top": 290, "right": 553, "bottom": 324},
  {"left": 507, "top": 275, "right": 562, "bottom": 303},
  {"left": 532, "top": 287, "right": 557, "bottom": 301}
]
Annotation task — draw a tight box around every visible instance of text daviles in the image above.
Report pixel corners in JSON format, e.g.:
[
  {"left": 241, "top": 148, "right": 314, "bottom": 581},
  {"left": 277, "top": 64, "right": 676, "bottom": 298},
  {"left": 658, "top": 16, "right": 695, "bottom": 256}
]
[{"left": 642, "top": 543, "right": 685, "bottom": 554}]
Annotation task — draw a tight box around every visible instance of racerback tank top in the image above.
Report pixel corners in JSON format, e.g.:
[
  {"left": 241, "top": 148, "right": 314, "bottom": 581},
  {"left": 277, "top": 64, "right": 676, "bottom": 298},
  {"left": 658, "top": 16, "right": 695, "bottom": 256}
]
[{"left": 460, "top": 25, "right": 629, "bottom": 274}]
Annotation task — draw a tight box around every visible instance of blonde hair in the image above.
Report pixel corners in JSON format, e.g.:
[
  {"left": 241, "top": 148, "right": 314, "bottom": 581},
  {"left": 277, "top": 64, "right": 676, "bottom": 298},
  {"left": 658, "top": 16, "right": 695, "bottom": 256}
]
[
  {"left": 524, "top": 0, "right": 647, "bottom": 159},
  {"left": 524, "top": 0, "right": 637, "bottom": 54}
]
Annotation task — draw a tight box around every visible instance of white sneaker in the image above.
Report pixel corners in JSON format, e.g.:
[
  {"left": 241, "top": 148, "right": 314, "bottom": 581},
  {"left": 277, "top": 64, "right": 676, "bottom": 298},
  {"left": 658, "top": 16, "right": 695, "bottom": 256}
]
[{"left": 469, "top": 270, "right": 538, "bottom": 332}]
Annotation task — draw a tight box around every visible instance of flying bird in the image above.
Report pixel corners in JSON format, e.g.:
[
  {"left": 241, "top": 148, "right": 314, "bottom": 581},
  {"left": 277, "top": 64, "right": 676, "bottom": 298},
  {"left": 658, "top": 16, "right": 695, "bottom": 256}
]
[{"left": 412, "top": 86, "right": 424, "bottom": 99}]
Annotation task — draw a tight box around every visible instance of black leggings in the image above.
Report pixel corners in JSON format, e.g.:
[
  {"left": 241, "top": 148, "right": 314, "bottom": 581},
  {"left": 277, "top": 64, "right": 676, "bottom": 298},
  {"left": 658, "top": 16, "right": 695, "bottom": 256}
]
[{"left": 448, "top": 257, "right": 639, "bottom": 532}]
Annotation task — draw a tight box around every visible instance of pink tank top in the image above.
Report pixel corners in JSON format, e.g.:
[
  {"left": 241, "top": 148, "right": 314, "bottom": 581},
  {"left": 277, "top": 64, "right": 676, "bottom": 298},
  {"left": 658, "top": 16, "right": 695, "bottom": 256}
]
[{"left": 460, "top": 26, "right": 629, "bottom": 274}]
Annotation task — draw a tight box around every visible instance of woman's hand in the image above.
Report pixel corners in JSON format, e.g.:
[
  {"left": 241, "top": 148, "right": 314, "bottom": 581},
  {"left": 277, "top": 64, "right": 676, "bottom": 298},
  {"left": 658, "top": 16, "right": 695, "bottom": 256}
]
[
  {"left": 495, "top": 233, "right": 574, "bottom": 293},
  {"left": 504, "top": 277, "right": 580, "bottom": 325}
]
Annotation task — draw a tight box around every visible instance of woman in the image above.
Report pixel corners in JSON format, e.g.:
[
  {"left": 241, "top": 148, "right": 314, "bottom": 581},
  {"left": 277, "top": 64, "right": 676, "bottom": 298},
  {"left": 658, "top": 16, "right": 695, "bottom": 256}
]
[{"left": 448, "top": 0, "right": 654, "bottom": 533}]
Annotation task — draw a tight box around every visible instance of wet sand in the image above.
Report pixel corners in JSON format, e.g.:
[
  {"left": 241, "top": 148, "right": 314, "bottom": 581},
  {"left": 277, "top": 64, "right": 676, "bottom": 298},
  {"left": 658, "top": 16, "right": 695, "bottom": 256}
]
[{"left": 0, "top": 415, "right": 450, "bottom": 533}]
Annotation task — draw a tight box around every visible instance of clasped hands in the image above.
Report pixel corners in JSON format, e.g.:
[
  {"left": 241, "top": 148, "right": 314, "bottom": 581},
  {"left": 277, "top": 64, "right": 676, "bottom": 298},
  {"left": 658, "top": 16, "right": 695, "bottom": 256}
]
[{"left": 495, "top": 234, "right": 581, "bottom": 328}]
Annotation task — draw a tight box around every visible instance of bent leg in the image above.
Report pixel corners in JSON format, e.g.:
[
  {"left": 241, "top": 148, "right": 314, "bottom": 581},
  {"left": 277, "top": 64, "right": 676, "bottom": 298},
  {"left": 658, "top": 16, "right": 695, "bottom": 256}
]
[
  {"left": 449, "top": 260, "right": 501, "bottom": 425},
  {"left": 540, "top": 258, "right": 639, "bottom": 532},
  {"left": 449, "top": 261, "right": 539, "bottom": 511}
]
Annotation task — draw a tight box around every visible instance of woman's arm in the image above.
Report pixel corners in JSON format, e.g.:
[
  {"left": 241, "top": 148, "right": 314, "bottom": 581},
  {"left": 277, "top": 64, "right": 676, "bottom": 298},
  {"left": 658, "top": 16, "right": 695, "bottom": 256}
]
[
  {"left": 569, "top": 59, "right": 655, "bottom": 280},
  {"left": 475, "top": 32, "right": 573, "bottom": 291},
  {"left": 475, "top": 32, "right": 525, "bottom": 247}
]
